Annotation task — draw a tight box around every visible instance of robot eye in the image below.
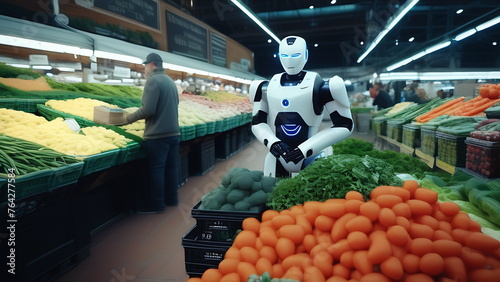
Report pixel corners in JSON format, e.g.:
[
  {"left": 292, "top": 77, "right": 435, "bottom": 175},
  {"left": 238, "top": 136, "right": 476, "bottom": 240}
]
[
  {"left": 291, "top": 53, "right": 301, "bottom": 58},
  {"left": 280, "top": 54, "right": 289, "bottom": 58}
]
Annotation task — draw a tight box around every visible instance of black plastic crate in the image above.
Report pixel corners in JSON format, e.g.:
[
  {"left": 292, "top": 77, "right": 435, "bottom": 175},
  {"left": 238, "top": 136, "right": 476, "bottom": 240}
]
[
  {"left": 230, "top": 129, "right": 239, "bottom": 154},
  {"left": 179, "top": 148, "right": 189, "bottom": 187},
  {"left": 215, "top": 132, "right": 232, "bottom": 160},
  {"left": 182, "top": 224, "right": 232, "bottom": 277},
  {"left": 189, "top": 138, "right": 215, "bottom": 176},
  {"left": 436, "top": 131, "right": 467, "bottom": 167},
  {"left": 191, "top": 200, "right": 264, "bottom": 243}
]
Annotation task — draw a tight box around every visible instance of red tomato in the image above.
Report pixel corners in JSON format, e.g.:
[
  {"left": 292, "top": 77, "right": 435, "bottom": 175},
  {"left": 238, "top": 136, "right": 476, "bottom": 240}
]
[{"left": 489, "top": 88, "right": 500, "bottom": 99}]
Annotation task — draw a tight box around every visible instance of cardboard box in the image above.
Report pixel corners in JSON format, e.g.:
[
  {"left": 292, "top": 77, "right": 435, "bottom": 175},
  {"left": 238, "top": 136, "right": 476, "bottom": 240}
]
[{"left": 93, "top": 106, "right": 126, "bottom": 125}]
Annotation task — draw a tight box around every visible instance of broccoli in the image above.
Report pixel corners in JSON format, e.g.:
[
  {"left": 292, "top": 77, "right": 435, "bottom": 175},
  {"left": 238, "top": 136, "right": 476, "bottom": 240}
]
[
  {"left": 220, "top": 203, "right": 235, "bottom": 211},
  {"left": 226, "top": 189, "right": 250, "bottom": 204},
  {"left": 249, "top": 170, "right": 264, "bottom": 181},
  {"left": 200, "top": 186, "right": 228, "bottom": 210},
  {"left": 248, "top": 206, "right": 261, "bottom": 212},
  {"left": 234, "top": 172, "right": 255, "bottom": 190},
  {"left": 234, "top": 201, "right": 251, "bottom": 211},
  {"left": 247, "top": 190, "right": 268, "bottom": 206},
  {"left": 251, "top": 182, "right": 263, "bottom": 193},
  {"left": 221, "top": 173, "right": 232, "bottom": 187},
  {"left": 261, "top": 176, "right": 277, "bottom": 193}
]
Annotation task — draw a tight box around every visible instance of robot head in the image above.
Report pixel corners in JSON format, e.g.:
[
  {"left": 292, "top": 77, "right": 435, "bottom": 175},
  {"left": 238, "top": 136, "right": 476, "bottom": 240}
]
[{"left": 279, "top": 36, "right": 308, "bottom": 75}]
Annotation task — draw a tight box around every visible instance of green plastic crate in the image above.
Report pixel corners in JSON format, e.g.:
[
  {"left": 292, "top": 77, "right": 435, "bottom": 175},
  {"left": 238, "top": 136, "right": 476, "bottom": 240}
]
[
  {"left": 421, "top": 126, "right": 438, "bottom": 156},
  {"left": 50, "top": 162, "right": 84, "bottom": 189},
  {"left": 402, "top": 123, "right": 421, "bottom": 148},
  {"left": 373, "top": 117, "right": 387, "bottom": 136},
  {"left": 79, "top": 149, "right": 120, "bottom": 176},
  {"left": 206, "top": 121, "right": 216, "bottom": 135},
  {"left": 181, "top": 125, "right": 196, "bottom": 141},
  {"left": 0, "top": 169, "right": 54, "bottom": 203},
  {"left": 195, "top": 123, "right": 208, "bottom": 137}
]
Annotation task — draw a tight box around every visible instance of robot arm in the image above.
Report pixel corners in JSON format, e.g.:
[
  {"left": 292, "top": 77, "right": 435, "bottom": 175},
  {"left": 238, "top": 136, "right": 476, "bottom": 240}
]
[
  {"left": 250, "top": 80, "right": 285, "bottom": 156},
  {"left": 294, "top": 76, "right": 354, "bottom": 160}
]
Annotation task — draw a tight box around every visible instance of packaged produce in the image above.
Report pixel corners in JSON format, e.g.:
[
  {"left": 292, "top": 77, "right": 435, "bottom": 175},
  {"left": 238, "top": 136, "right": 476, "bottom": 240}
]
[{"left": 465, "top": 137, "right": 500, "bottom": 178}]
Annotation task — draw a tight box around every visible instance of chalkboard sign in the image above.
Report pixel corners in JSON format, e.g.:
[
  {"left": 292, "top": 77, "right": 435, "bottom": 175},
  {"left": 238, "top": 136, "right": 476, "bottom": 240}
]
[
  {"left": 211, "top": 32, "right": 227, "bottom": 67},
  {"left": 166, "top": 11, "right": 208, "bottom": 62},
  {"left": 93, "top": 0, "right": 159, "bottom": 29}
]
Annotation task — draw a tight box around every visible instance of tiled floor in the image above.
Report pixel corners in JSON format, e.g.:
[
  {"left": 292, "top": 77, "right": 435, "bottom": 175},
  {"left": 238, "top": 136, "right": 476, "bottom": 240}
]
[{"left": 57, "top": 126, "right": 376, "bottom": 282}]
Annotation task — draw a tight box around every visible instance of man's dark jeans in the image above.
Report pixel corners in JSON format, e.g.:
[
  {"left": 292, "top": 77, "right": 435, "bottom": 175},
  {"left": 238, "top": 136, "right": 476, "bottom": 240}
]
[{"left": 142, "top": 135, "right": 180, "bottom": 211}]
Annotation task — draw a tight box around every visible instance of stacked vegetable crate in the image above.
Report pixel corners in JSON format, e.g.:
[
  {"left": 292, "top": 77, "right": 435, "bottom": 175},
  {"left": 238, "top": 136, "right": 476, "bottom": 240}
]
[
  {"left": 465, "top": 137, "right": 500, "bottom": 178},
  {"left": 402, "top": 123, "right": 421, "bottom": 148}
]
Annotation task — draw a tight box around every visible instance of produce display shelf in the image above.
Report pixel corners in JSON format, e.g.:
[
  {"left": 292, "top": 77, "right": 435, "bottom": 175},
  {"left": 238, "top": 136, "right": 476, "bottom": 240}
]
[
  {"left": 206, "top": 121, "right": 216, "bottom": 135},
  {"left": 402, "top": 123, "right": 421, "bottom": 148},
  {"left": 180, "top": 125, "right": 196, "bottom": 141},
  {"left": 436, "top": 159, "right": 456, "bottom": 174},
  {"left": 0, "top": 98, "right": 48, "bottom": 113},
  {"left": 436, "top": 132, "right": 467, "bottom": 167},
  {"left": 50, "top": 162, "right": 84, "bottom": 189},
  {"left": 415, "top": 149, "right": 435, "bottom": 168},
  {"left": 399, "top": 143, "right": 414, "bottom": 156},
  {"left": 116, "top": 142, "right": 144, "bottom": 165},
  {"left": 0, "top": 169, "right": 54, "bottom": 203},
  {"left": 78, "top": 149, "right": 121, "bottom": 176},
  {"left": 195, "top": 123, "right": 208, "bottom": 138},
  {"left": 465, "top": 137, "right": 500, "bottom": 178}
]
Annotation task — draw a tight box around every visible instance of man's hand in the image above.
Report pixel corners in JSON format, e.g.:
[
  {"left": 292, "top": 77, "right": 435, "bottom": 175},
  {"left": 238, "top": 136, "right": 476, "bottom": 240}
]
[
  {"left": 284, "top": 148, "right": 305, "bottom": 164},
  {"left": 270, "top": 141, "right": 290, "bottom": 158}
]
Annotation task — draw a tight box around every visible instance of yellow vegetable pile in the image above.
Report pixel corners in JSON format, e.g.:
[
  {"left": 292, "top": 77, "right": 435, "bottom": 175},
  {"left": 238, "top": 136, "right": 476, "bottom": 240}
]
[{"left": 0, "top": 108, "right": 131, "bottom": 155}]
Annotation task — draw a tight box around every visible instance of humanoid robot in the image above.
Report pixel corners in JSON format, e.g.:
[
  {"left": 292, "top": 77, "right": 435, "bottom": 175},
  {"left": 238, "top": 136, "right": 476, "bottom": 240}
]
[{"left": 250, "top": 36, "right": 354, "bottom": 177}]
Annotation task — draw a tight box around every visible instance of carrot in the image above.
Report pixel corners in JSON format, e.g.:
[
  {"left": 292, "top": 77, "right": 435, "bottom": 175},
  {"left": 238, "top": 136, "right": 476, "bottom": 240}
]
[
  {"left": 392, "top": 202, "right": 411, "bottom": 218},
  {"left": 224, "top": 247, "right": 241, "bottom": 260},
  {"left": 260, "top": 228, "right": 278, "bottom": 247},
  {"left": 391, "top": 244, "right": 407, "bottom": 261},
  {"left": 406, "top": 199, "right": 433, "bottom": 216},
  {"left": 353, "top": 250, "right": 374, "bottom": 275},
  {"left": 410, "top": 238, "right": 433, "bottom": 256},
  {"left": 331, "top": 213, "right": 357, "bottom": 242},
  {"left": 367, "top": 230, "right": 392, "bottom": 264},
  {"left": 320, "top": 202, "right": 346, "bottom": 219},
  {"left": 375, "top": 194, "right": 403, "bottom": 208},
  {"left": 201, "top": 268, "right": 223, "bottom": 282},
  {"left": 220, "top": 272, "right": 241, "bottom": 282},
  {"left": 464, "top": 232, "right": 500, "bottom": 253},
  {"left": 409, "top": 223, "right": 434, "bottom": 239},
  {"left": 443, "top": 256, "right": 467, "bottom": 282},
  {"left": 327, "top": 239, "right": 352, "bottom": 260},
  {"left": 282, "top": 253, "right": 310, "bottom": 271},
  {"left": 315, "top": 215, "right": 336, "bottom": 232},
  {"left": 415, "top": 215, "right": 439, "bottom": 230},
  {"left": 278, "top": 224, "right": 305, "bottom": 245},
  {"left": 370, "top": 185, "right": 410, "bottom": 201},
  {"left": 261, "top": 209, "right": 279, "bottom": 222},
  {"left": 459, "top": 98, "right": 500, "bottom": 116},
  {"left": 303, "top": 265, "right": 326, "bottom": 282},
  {"left": 395, "top": 216, "right": 411, "bottom": 231},
  {"left": 433, "top": 229, "right": 454, "bottom": 241},
  {"left": 415, "top": 97, "right": 465, "bottom": 122},
  {"left": 283, "top": 265, "right": 303, "bottom": 281},
  {"left": 402, "top": 253, "right": 420, "bottom": 273},
  {"left": 347, "top": 231, "right": 370, "bottom": 250},
  {"left": 378, "top": 208, "right": 397, "bottom": 228},
  {"left": 404, "top": 273, "right": 434, "bottom": 282},
  {"left": 272, "top": 264, "right": 284, "bottom": 278},
  {"left": 276, "top": 237, "right": 296, "bottom": 260},
  {"left": 468, "top": 268, "right": 498, "bottom": 282},
  {"left": 402, "top": 180, "right": 419, "bottom": 198},
  {"left": 460, "top": 247, "right": 487, "bottom": 269},
  {"left": 259, "top": 246, "right": 278, "bottom": 264},
  {"left": 255, "top": 257, "right": 273, "bottom": 276},
  {"left": 380, "top": 256, "right": 404, "bottom": 280},
  {"left": 233, "top": 230, "right": 257, "bottom": 249},
  {"left": 386, "top": 225, "right": 410, "bottom": 246},
  {"left": 359, "top": 201, "right": 381, "bottom": 222},
  {"left": 240, "top": 246, "right": 260, "bottom": 265},
  {"left": 303, "top": 234, "right": 319, "bottom": 253},
  {"left": 271, "top": 214, "right": 296, "bottom": 230},
  {"left": 313, "top": 250, "right": 334, "bottom": 277},
  {"left": 237, "top": 261, "right": 257, "bottom": 282},
  {"left": 345, "top": 190, "right": 365, "bottom": 201},
  {"left": 450, "top": 212, "right": 472, "bottom": 230},
  {"left": 419, "top": 252, "right": 444, "bottom": 276},
  {"left": 432, "top": 239, "right": 462, "bottom": 257},
  {"left": 340, "top": 250, "right": 355, "bottom": 268},
  {"left": 218, "top": 258, "right": 240, "bottom": 276},
  {"left": 414, "top": 188, "right": 438, "bottom": 205},
  {"left": 359, "top": 272, "right": 391, "bottom": 282},
  {"left": 332, "top": 263, "right": 351, "bottom": 279},
  {"left": 345, "top": 215, "right": 373, "bottom": 233},
  {"left": 242, "top": 217, "right": 261, "bottom": 234},
  {"left": 344, "top": 199, "right": 364, "bottom": 213}
]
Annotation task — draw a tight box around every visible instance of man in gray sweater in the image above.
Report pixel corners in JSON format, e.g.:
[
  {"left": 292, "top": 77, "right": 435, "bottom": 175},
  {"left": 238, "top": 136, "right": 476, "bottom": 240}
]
[{"left": 126, "top": 52, "right": 180, "bottom": 213}]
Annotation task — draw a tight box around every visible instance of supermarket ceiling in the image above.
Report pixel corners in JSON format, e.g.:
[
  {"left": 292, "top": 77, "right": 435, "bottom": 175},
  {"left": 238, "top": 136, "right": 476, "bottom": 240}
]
[{"left": 167, "top": 0, "right": 500, "bottom": 79}]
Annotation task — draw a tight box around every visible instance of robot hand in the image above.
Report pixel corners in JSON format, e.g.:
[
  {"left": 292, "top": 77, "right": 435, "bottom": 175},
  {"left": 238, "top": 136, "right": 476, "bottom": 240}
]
[
  {"left": 270, "top": 141, "right": 291, "bottom": 158},
  {"left": 284, "top": 147, "right": 305, "bottom": 164}
]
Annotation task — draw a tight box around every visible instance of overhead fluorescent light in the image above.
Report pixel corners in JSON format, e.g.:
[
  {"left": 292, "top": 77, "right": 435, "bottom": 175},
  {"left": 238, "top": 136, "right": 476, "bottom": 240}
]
[
  {"left": 380, "top": 71, "right": 500, "bottom": 81},
  {"left": 56, "top": 67, "right": 75, "bottom": 72},
  {"left": 31, "top": 65, "right": 52, "bottom": 70},
  {"left": 476, "top": 16, "right": 500, "bottom": 31},
  {"left": 0, "top": 35, "right": 93, "bottom": 57},
  {"left": 231, "top": 0, "right": 280, "bottom": 43},
  {"left": 357, "top": 0, "right": 419, "bottom": 63},
  {"left": 454, "top": 28, "right": 477, "bottom": 41},
  {"left": 409, "top": 51, "right": 426, "bottom": 61},
  {"left": 425, "top": 41, "right": 451, "bottom": 54},
  {"left": 386, "top": 58, "right": 413, "bottom": 71}
]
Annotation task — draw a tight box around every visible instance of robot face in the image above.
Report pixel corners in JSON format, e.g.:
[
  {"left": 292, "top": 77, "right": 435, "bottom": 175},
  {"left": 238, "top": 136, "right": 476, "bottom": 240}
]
[{"left": 279, "top": 36, "right": 308, "bottom": 75}]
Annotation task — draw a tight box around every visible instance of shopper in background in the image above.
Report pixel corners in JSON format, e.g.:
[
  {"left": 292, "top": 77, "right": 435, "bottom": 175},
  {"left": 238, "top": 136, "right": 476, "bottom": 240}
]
[
  {"left": 437, "top": 89, "right": 447, "bottom": 99},
  {"left": 369, "top": 81, "right": 394, "bottom": 110},
  {"left": 124, "top": 52, "right": 180, "bottom": 213},
  {"left": 401, "top": 81, "right": 419, "bottom": 102}
]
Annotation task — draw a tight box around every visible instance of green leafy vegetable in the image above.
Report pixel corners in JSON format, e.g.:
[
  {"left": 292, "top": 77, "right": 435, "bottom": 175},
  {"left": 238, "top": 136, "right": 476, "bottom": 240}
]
[{"left": 267, "top": 154, "right": 403, "bottom": 211}]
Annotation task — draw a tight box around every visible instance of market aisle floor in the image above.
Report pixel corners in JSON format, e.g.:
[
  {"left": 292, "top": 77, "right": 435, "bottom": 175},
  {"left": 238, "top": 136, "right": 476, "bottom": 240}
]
[{"left": 57, "top": 126, "right": 376, "bottom": 282}]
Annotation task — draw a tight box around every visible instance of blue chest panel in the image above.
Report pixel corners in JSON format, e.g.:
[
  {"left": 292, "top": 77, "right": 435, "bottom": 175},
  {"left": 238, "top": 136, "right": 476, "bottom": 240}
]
[{"left": 274, "top": 112, "right": 308, "bottom": 148}]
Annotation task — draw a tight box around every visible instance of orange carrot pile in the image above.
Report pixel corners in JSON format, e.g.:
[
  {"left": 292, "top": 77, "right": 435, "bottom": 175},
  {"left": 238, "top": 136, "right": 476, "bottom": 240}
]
[
  {"left": 415, "top": 96, "right": 500, "bottom": 123},
  {"left": 188, "top": 180, "right": 500, "bottom": 282}
]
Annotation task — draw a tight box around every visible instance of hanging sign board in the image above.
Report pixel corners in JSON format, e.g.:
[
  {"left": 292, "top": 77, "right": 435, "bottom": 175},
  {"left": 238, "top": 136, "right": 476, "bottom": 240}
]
[
  {"left": 211, "top": 32, "right": 226, "bottom": 67},
  {"left": 166, "top": 11, "right": 208, "bottom": 62},
  {"left": 29, "top": 54, "right": 49, "bottom": 65},
  {"left": 78, "top": 0, "right": 159, "bottom": 29},
  {"left": 113, "top": 66, "right": 131, "bottom": 78}
]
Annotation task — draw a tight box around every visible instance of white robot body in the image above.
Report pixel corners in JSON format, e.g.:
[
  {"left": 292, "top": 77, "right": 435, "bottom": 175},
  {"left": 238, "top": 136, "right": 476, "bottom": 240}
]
[{"left": 251, "top": 36, "right": 354, "bottom": 177}]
